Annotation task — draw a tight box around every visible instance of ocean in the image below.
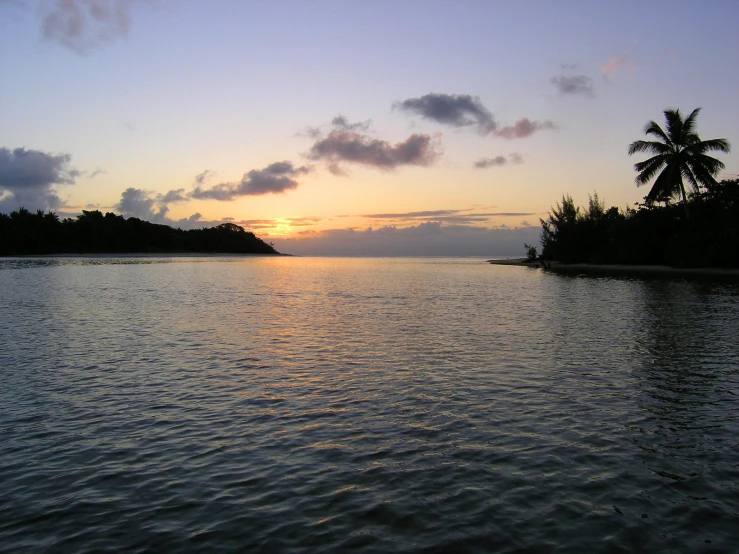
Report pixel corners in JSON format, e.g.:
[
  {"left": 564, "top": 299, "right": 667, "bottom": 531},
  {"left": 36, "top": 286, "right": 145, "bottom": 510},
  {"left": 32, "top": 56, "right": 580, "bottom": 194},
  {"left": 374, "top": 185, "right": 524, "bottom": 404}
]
[{"left": 1, "top": 256, "right": 737, "bottom": 552}]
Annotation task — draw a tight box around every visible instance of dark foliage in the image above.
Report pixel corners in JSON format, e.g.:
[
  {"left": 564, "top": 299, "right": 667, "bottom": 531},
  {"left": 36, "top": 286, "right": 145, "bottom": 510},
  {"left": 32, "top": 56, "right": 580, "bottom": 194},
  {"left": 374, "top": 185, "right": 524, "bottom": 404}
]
[
  {"left": 0, "top": 209, "right": 279, "bottom": 255},
  {"left": 540, "top": 180, "right": 739, "bottom": 268},
  {"left": 628, "top": 108, "right": 730, "bottom": 218}
]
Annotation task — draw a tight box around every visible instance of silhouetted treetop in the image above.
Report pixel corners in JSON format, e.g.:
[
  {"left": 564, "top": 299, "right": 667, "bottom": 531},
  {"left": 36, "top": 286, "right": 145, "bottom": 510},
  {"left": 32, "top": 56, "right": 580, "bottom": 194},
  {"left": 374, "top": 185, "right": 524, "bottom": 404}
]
[
  {"left": 628, "top": 108, "right": 730, "bottom": 217},
  {"left": 0, "top": 209, "right": 280, "bottom": 255}
]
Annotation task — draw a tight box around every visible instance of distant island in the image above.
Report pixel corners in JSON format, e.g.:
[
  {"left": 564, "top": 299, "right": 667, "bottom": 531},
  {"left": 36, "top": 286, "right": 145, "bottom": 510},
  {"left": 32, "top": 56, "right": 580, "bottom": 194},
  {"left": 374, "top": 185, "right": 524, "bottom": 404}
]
[{"left": 0, "top": 209, "right": 280, "bottom": 256}]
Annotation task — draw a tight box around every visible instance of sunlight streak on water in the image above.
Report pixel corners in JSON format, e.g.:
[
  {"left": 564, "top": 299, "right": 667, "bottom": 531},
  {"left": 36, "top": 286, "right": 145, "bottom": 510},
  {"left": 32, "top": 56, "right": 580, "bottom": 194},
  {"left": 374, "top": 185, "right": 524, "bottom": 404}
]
[{"left": 1, "top": 257, "right": 738, "bottom": 552}]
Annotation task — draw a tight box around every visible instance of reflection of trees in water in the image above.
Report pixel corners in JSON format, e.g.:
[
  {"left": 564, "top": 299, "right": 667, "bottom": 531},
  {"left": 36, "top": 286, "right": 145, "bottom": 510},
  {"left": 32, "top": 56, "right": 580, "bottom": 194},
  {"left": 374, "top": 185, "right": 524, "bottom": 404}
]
[
  {"left": 543, "top": 273, "right": 739, "bottom": 545},
  {"left": 635, "top": 280, "right": 739, "bottom": 424},
  {"left": 541, "top": 273, "right": 645, "bottom": 373},
  {"left": 630, "top": 278, "right": 739, "bottom": 515}
]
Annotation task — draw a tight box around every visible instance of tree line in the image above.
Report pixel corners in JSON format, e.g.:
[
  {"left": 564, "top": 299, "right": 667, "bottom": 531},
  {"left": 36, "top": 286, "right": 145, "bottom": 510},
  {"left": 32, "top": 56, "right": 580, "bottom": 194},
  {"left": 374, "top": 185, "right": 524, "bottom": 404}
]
[
  {"left": 0, "top": 209, "right": 280, "bottom": 255},
  {"left": 539, "top": 180, "right": 739, "bottom": 267},
  {"left": 538, "top": 108, "right": 736, "bottom": 268}
]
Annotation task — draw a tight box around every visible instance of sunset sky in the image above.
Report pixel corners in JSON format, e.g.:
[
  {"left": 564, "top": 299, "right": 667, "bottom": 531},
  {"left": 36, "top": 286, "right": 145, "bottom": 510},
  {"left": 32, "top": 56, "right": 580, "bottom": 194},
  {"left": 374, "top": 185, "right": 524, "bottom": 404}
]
[{"left": 1, "top": 0, "right": 737, "bottom": 255}]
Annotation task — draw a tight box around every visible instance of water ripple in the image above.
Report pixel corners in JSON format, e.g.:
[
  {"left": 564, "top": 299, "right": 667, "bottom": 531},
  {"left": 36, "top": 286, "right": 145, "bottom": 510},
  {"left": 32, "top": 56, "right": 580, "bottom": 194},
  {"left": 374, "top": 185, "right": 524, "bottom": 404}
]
[{"left": 1, "top": 257, "right": 738, "bottom": 552}]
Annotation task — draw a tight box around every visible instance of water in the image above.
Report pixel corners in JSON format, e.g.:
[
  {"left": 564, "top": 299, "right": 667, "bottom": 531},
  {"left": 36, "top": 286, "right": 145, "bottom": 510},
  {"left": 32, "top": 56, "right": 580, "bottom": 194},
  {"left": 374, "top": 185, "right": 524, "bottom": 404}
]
[{"left": 1, "top": 256, "right": 737, "bottom": 553}]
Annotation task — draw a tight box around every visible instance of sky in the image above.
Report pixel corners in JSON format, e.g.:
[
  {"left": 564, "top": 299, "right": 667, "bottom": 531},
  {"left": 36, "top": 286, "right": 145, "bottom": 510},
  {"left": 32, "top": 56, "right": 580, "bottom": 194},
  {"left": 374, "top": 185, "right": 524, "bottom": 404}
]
[{"left": 1, "top": 0, "right": 738, "bottom": 256}]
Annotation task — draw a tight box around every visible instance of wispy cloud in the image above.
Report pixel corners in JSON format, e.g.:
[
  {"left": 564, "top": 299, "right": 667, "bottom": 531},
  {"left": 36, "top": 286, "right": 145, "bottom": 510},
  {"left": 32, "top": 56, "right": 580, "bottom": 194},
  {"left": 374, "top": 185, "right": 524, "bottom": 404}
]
[
  {"left": 194, "top": 169, "right": 215, "bottom": 186},
  {"left": 285, "top": 216, "right": 322, "bottom": 226},
  {"left": 601, "top": 52, "right": 635, "bottom": 80},
  {"left": 362, "top": 209, "right": 463, "bottom": 219},
  {"left": 39, "top": 0, "right": 156, "bottom": 54},
  {"left": 551, "top": 74, "right": 594, "bottom": 97},
  {"left": 89, "top": 166, "right": 106, "bottom": 178},
  {"left": 495, "top": 118, "right": 556, "bottom": 140},
  {"left": 300, "top": 115, "right": 372, "bottom": 140},
  {"left": 232, "top": 216, "right": 323, "bottom": 232},
  {"left": 191, "top": 161, "right": 311, "bottom": 201},
  {"left": 359, "top": 207, "right": 537, "bottom": 226},
  {"left": 331, "top": 115, "right": 371, "bottom": 132},
  {"left": 474, "top": 153, "right": 523, "bottom": 168}
]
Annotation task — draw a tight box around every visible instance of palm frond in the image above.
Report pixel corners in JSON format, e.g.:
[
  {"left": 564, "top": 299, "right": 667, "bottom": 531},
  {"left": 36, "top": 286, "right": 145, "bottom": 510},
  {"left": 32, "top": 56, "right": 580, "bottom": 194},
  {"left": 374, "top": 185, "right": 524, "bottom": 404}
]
[
  {"left": 642, "top": 121, "right": 672, "bottom": 145},
  {"left": 682, "top": 107, "right": 702, "bottom": 136},
  {"left": 685, "top": 137, "right": 731, "bottom": 155},
  {"left": 685, "top": 159, "right": 719, "bottom": 189},
  {"left": 693, "top": 153, "right": 725, "bottom": 173},
  {"left": 629, "top": 107, "right": 729, "bottom": 212},
  {"left": 628, "top": 140, "right": 669, "bottom": 156},
  {"left": 634, "top": 155, "right": 668, "bottom": 185},
  {"left": 663, "top": 109, "right": 684, "bottom": 144},
  {"left": 647, "top": 160, "right": 680, "bottom": 201},
  {"left": 681, "top": 164, "right": 700, "bottom": 193},
  {"left": 686, "top": 154, "right": 725, "bottom": 182}
]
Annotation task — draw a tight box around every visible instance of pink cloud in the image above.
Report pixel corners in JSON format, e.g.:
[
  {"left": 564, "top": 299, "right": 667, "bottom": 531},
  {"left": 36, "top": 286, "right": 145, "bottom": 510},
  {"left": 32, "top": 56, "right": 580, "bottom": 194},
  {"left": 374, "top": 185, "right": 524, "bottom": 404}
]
[{"left": 601, "top": 54, "right": 635, "bottom": 80}]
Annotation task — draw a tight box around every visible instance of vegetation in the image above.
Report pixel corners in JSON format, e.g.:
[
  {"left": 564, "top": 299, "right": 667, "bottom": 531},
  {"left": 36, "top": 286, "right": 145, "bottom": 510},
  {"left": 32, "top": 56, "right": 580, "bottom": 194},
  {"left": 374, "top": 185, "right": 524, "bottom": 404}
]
[
  {"left": 524, "top": 243, "right": 538, "bottom": 262},
  {"left": 0, "top": 209, "right": 280, "bottom": 255},
  {"left": 537, "top": 107, "right": 734, "bottom": 269},
  {"left": 628, "top": 108, "right": 730, "bottom": 218},
  {"left": 539, "top": 179, "right": 739, "bottom": 268}
]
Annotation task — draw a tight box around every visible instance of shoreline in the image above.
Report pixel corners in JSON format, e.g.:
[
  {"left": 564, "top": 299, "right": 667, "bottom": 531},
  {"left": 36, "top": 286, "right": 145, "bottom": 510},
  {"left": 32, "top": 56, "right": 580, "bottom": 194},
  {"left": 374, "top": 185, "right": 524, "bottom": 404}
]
[{"left": 488, "top": 258, "right": 739, "bottom": 278}]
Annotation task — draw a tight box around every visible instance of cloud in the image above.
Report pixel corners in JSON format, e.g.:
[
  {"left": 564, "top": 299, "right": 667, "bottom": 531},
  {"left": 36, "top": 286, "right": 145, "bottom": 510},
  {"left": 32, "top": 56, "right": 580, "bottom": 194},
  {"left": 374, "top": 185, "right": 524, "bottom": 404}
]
[
  {"left": 474, "top": 153, "right": 523, "bottom": 168},
  {"left": 551, "top": 74, "right": 594, "bottom": 97},
  {"left": 113, "top": 187, "right": 224, "bottom": 229},
  {"left": 394, "top": 93, "right": 496, "bottom": 134},
  {"left": 227, "top": 216, "right": 322, "bottom": 232},
  {"left": 160, "top": 188, "right": 187, "bottom": 203},
  {"left": 394, "top": 93, "right": 556, "bottom": 141},
  {"left": 194, "top": 169, "right": 215, "bottom": 186},
  {"left": 331, "top": 115, "right": 371, "bottom": 132},
  {"left": 300, "top": 115, "right": 373, "bottom": 140},
  {"left": 191, "top": 161, "right": 311, "bottom": 201},
  {"left": 509, "top": 153, "right": 523, "bottom": 164},
  {"left": 115, "top": 186, "right": 168, "bottom": 222},
  {"left": 38, "top": 0, "right": 155, "bottom": 54},
  {"left": 601, "top": 53, "right": 634, "bottom": 80},
  {"left": 307, "top": 130, "right": 441, "bottom": 171},
  {"left": 494, "top": 118, "right": 556, "bottom": 140},
  {"left": 0, "top": 146, "right": 79, "bottom": 212},
  {"left": 359, "top": 208, "right": 537, "bottom": 226},
  {"left": 363, "top": 209, "right": 463, "bottom": 219},
  {"left": 271, "top": 222, "right": 541, "bottom": 257},
  {"left": 89, "top": 166, "right": 106, "bottom": 178},
  {"left": 298, "top": 125, "right": 324, "bottom": 140},
  {"left": 285, "top": 216, "right": 321, "bottom": 226},
  {"left": 475, "top": 155, "right": 507, "bottom": 168}
]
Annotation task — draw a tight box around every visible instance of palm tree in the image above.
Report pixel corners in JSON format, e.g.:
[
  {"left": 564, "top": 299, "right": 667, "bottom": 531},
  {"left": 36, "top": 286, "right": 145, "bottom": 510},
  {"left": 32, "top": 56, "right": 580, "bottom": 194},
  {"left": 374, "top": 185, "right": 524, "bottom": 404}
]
[{"left": 628, "top": 108, "right": 730, "bottom": 217}]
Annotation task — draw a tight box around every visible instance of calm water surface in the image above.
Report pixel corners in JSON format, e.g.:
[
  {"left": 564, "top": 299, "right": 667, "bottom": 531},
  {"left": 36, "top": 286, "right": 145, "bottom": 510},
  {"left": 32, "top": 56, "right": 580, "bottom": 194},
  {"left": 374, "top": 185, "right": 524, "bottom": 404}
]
[{"left": 1, "top": 256, "right": 737, "bottom": 553}]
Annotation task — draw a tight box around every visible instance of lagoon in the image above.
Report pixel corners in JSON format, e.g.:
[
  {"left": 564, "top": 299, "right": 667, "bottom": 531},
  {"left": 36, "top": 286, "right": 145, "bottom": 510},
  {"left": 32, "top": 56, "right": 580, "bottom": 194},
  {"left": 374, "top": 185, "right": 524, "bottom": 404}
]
[{"left": 1, "top": 256, "right": 738, "bottom": 552}]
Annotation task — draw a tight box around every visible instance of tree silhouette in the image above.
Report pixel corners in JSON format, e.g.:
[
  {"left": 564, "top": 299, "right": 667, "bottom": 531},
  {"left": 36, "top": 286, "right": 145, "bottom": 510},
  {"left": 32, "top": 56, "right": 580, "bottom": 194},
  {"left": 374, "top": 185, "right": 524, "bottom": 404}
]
[
  {"left": 628, "top": 108, "right": 730, "bottom": 217},
  {"left": 0, "top": 208, "right": 280, "bottom": 255}
]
